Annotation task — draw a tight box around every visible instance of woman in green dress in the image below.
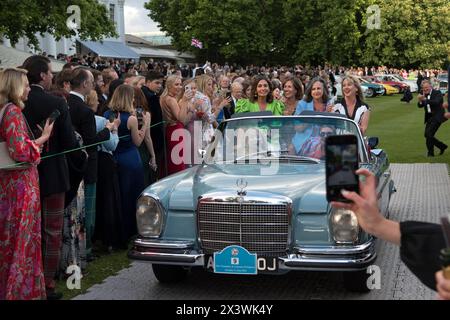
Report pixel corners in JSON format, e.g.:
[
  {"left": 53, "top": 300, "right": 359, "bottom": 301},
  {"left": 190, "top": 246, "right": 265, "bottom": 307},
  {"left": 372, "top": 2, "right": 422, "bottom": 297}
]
[{"left": 235, "top": 75, "right": 284, "bottom": 115}]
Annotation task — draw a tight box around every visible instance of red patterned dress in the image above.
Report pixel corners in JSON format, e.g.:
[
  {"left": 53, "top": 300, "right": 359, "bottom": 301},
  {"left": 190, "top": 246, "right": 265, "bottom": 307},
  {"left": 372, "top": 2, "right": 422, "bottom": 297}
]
[{"left": 0, "top": 104, "right": 45, "bottom": 300}]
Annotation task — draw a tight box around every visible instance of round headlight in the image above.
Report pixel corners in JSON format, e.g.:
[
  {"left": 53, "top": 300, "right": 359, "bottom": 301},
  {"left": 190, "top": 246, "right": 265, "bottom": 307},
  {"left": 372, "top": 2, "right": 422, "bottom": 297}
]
[
  {"left": 330, "top": 208, "right": 359, "bottom": 244},
  {"left": 136, "top": 196, "right": 163, "bottom": 238}
]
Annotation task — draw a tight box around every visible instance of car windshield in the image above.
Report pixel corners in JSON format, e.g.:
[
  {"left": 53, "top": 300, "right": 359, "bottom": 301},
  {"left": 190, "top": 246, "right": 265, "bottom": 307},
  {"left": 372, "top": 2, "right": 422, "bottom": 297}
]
[
  {"left": 205, "top": 116, "right": 365, "bottom": 164},
  {"left": 391, "top": 75, "right": 404, "bottom": 81}
]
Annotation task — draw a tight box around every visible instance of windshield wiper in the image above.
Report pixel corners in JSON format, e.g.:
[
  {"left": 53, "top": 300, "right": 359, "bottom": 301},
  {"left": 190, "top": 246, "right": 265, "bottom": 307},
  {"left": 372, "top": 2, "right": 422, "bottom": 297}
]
[
  {"left": 276, "top": 155, "right": 321, "bottom": 164},
  {"left": 234, "top": 151, "right": 275, "bottom": 162},
  {"left": 232, "top": 151, "right": 320, "bottom": 164}
]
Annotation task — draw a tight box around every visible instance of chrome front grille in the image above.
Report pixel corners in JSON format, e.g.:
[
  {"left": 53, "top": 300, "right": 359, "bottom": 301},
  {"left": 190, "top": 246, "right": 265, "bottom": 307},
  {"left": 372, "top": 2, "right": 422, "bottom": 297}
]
[{"left": 198, "top": 201, "right": 289, "bottom": 257}]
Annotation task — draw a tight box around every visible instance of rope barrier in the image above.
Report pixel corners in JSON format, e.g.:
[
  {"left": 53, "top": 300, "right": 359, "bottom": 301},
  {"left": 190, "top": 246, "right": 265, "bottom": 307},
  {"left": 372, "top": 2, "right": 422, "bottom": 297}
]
[{"left": 0, "top": 121, "right": 166, "bottom": 170}]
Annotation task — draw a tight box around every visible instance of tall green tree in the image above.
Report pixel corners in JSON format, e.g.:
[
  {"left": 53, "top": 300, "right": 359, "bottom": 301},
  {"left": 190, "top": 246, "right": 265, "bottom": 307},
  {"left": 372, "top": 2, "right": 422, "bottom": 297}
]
[
  {"left": 145, "top": 0, "right": 450, "bottom": 68},
  {"left": 0, "top": 0, "right": 117, "bottom": 49},
  {"left": 361, "top": 0, "right": 450, "bottom": 68},
  {"left": 279, "top": 0, "right": 366, "bottom": 66},
  {"left": 145, "top": 0, "right": 282, "bottom": 64}
]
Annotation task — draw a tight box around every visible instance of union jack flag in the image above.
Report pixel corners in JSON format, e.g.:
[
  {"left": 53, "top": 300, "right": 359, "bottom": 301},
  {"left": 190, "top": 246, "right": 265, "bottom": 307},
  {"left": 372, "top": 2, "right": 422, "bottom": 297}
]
[{"left": 191, "top": 38, "right": 203, "bottom": 49}]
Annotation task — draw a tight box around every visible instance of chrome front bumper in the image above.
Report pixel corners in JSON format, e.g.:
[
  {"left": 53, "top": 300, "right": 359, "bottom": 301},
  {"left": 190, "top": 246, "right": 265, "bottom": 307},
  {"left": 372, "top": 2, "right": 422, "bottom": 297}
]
[{"left": 128, "top": 238, "right": 377, "bottom": 272}]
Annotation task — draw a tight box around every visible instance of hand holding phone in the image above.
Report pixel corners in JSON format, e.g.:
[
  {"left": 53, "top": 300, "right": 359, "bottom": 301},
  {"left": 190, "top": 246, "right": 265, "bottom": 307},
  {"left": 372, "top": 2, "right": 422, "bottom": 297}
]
[
  {"left": 136, "top": 107, "right": 144, "bottom": 130},
  {"left": 108, "top": 110, "right": 119, "bottom": 123},
  {"left": 325, "top": 134, "right": 359, "bottom": 202},
  {"left": 39, "top": 109, "right": 60, "bottom": 134},
  {"left": 48, "top": 109, "right": 61, "bottom": 125},
  {"left": 36, "top": 118, "right": 55, "bottom": 141}
]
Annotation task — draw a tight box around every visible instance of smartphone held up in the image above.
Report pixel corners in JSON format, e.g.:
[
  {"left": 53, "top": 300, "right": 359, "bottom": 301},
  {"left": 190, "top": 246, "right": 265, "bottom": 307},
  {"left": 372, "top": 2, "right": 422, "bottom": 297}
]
[
  {"left": 136, "top": 107, "right": 144, "bottom": 130},
  {"left": 39, "top": 109, "right": 60, "bottom": 132},
  {"left": 325, "top": 135, "right": 359, "bottom": 203}
]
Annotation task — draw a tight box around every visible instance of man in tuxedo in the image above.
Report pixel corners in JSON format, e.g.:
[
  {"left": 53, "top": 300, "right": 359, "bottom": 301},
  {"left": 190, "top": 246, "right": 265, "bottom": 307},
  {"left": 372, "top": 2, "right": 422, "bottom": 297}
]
[
  {"left": 223, "top": 82, "right": 243, "bottom": 120},
  {"left": 418, "top": 80, "right": 447, "bottom": 157},
  {"left": 22, "top": 56, "right": 82, "bottom": 300},
  {"left": 67, "top": 67, "right": 115, "bottom": 261},
  {"left": 142, "top": 71, "right": 165, "bottom": 180}
]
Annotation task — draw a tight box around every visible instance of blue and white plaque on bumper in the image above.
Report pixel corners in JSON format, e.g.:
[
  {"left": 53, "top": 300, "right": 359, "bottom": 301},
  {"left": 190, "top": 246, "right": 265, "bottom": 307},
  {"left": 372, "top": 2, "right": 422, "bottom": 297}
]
[{"left": 213, "top": 245, "right": 257, "bottom": 275}]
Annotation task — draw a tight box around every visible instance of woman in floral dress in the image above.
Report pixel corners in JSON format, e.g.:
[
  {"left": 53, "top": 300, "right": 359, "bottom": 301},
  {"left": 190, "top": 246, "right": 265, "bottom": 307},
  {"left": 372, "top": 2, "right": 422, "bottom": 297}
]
[{"left": 0, "top": 68, "right": 54, "bottom": 300}]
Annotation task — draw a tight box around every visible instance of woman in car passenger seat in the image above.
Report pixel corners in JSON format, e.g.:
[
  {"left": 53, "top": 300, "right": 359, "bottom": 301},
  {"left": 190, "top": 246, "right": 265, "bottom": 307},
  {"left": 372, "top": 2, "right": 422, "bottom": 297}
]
[{"left": 332, "top": 75, "right": 371, "bottom": 135}]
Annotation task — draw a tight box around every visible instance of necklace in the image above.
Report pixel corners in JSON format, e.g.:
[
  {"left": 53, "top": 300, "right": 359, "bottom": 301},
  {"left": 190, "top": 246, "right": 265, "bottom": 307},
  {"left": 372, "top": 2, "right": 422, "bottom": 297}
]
[
  {"left": 286, "top": 99, "right": 297, "bottom": 109},
  {"left": 313, "top": 101, "right": 325, "bottom": 112},
  {"left": 258, "top": 101, "right": 267, "bottom": 111}
]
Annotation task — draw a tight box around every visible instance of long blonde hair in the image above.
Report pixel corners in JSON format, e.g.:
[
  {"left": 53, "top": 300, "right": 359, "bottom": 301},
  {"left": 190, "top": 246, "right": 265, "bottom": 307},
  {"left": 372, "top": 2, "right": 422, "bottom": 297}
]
[
  {"left": 108, "top": 84, "right": 135, "bottom": 113},
  {"left": 342, "top": 75, "right": 365, "bottom": 103},
  {"left": 0, "top": 68, "right": 28, "bottom": 109},
  {"left": 161, "top": 75, "right": 182, "bottom": 100},
  {"left": 195, "top": 74, "right": 213, "bottom": 100}
]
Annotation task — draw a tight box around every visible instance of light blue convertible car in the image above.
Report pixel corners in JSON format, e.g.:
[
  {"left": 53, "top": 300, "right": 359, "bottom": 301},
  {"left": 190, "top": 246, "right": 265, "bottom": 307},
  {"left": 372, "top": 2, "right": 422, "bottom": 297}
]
[{"left": 128, "top": 112, "right": 395, "bottom": 292}]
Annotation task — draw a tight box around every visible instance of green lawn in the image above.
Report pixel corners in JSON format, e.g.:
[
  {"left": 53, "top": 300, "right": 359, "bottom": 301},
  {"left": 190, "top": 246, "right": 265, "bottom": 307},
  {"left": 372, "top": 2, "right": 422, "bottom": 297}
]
[
  {"left": 367, "top": 93, "right": 450, "bottom": 163},
  {"left": 57, "top": 93, "right": 449, "bottom": 300},
  {"left": 56, "top": 247, "right": 130, "bottom": 300}
]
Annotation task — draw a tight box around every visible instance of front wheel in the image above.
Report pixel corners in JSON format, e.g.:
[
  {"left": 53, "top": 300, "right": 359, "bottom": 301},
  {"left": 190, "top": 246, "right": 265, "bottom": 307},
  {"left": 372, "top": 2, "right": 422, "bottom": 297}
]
[
  {"left": 152, "top": 264, "right": 189, "bottom": 283},
  {"left": 342, "top": 270, "right": 371, "bottom": 293},
  {"left": 366, "top": 88, "right": 374, "bottom": 98}
]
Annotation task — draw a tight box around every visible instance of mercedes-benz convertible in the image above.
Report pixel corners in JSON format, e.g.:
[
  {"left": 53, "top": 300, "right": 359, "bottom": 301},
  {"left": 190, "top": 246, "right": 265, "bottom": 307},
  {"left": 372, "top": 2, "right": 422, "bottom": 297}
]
[{"left": 128, "top": 112, "right": 395, "bottom": 292}]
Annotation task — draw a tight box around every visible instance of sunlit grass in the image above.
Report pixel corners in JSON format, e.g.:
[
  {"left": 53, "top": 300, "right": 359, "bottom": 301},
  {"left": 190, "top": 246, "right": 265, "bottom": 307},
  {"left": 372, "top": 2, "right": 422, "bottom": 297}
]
[{"left": 367, "top": 93, "right": 450, "bottom": 163}]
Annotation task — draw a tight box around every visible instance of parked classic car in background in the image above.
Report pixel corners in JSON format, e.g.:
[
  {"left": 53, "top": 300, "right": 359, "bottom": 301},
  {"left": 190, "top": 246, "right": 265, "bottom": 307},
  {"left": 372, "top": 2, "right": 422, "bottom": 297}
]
[{"left": 128, "top": 113, "right": 395, "bottom": 292}]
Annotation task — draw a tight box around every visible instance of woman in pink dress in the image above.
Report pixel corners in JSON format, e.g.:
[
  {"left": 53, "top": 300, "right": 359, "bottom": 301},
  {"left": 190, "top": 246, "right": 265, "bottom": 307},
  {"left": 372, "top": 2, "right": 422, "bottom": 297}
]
[
  {"left": 0, "top": 68, "right": 54, "bottom": 300},
  {"left": 160, "top": 75, "right": 194, "bottom": 175}
]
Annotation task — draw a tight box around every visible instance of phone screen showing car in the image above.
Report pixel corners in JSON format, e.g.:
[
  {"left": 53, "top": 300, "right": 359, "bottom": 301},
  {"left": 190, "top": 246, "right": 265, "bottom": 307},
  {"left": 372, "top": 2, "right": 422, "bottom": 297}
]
[{"left": 325, "top": 135, "right": 359, "bottom": 203}]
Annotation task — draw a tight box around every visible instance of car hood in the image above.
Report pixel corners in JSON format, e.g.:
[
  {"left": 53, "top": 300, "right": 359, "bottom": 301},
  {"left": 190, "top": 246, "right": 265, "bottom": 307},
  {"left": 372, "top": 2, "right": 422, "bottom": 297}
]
[
  {"left": 362, "top": 83, "right": 382, "bottom": 89},
  {"left": 161, "top": 163, "right": 329, "bottom": 214}
]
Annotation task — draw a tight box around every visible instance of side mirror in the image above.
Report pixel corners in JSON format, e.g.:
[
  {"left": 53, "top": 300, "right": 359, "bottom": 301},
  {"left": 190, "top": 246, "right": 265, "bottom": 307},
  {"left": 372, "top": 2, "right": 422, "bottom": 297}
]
[{"left": 368, "top": 137, "right": 379, "bottom": 149}]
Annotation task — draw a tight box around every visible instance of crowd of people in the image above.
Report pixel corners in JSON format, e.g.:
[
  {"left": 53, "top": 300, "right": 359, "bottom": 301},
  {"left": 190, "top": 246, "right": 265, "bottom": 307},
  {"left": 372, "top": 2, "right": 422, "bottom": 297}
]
[{"left": 0, "top": 53, "right": 449, "bottom": 300}]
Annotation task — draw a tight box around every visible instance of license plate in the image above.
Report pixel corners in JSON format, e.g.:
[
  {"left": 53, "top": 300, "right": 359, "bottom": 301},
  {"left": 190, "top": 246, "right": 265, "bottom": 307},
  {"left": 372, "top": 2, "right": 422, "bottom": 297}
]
[{"left": 205, "top": 245, "right": 278, "bottom": 274}]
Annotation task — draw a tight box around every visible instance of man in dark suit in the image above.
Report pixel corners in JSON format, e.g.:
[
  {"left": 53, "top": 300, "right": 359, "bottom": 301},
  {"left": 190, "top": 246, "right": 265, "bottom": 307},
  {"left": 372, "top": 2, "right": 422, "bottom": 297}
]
[
  {"left": 418, "top": 80, "right": 447, "bottom": 157},
  {"left": 223, "top": 82, "right": 243, "bottom": 120},
  {"left": 67, "top": 67, "right": 114, "bottom": 261},
  {"left": 142, "top": 71, "right": 165, "bottom": 180},
  {"left": 22, "top": 56, "right": 83, "bottom": 300}
]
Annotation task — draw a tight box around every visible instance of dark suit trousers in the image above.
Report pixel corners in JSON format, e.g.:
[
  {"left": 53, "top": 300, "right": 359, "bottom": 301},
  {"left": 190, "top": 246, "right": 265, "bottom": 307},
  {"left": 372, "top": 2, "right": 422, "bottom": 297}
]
[{"left": 425, "top": 119, "right": 447, "bottom": 155}]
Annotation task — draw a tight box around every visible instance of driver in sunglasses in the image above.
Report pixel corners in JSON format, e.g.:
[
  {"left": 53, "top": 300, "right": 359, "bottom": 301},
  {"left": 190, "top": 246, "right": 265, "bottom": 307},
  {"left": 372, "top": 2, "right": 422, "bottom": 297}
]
[{"left": 297, "top": 125, "right": 335, "bottom": 160}]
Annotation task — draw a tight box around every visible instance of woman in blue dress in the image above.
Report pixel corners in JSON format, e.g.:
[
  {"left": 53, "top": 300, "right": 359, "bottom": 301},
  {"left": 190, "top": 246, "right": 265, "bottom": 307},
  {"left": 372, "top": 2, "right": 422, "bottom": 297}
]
[
  {"left": 104, "top": 84, "right": 147, "bottom": 243},
  {"left": 295, "top": 77, "right": 333, "bottom": 115},
  {"left": 291, "top": 77, "right": 334, "bottom": 153}
]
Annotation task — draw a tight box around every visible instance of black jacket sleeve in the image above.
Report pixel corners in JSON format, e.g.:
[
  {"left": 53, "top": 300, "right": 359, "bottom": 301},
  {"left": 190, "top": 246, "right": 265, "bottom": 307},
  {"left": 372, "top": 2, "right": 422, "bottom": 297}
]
[
  {"left": 56, "top": 100, "right": 79, "bottom": 151},
  {"left": 79, "top": 109, "right": 110, "bottom": 150},
  {"left": 417, "top": 91, "right": 443, "bottom": 109},
  {"left": 400, "top": 221, "right": 446, "bottom": 290},
  {"left": 429, "top": 91, "right": 444, "bottom": 111}
]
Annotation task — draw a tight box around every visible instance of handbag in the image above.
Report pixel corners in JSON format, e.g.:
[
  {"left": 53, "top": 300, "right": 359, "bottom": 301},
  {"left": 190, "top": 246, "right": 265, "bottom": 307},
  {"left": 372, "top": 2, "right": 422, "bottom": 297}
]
[{"left": 0, "top": 103, "right": 32, "bottom": 171}]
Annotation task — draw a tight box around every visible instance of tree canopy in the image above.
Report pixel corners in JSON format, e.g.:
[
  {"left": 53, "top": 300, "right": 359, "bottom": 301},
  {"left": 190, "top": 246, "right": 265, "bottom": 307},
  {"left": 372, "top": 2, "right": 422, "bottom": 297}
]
[
  {"left": 145, "top": 0, "right": 450, "bottom": 68},
  {"left": 0, "top": 0, "right": 117, "bottom": 50}
]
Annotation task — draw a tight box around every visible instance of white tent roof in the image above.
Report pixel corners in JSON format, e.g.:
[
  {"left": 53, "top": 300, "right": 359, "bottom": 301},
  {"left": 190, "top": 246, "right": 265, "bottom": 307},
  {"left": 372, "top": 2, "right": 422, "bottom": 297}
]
[
  {"left": 129, "top": 46, "right": 194, "bottom": 60},
  {"left": 0, "top": 45, "right": 65, "bottom": 71}
]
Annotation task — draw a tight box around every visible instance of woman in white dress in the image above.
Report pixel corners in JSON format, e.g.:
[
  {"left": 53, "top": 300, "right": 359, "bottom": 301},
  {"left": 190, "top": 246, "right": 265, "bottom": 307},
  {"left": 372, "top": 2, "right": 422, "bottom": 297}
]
[{"left": 332, "top": 75, "right": 371, "bottom": 135}]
